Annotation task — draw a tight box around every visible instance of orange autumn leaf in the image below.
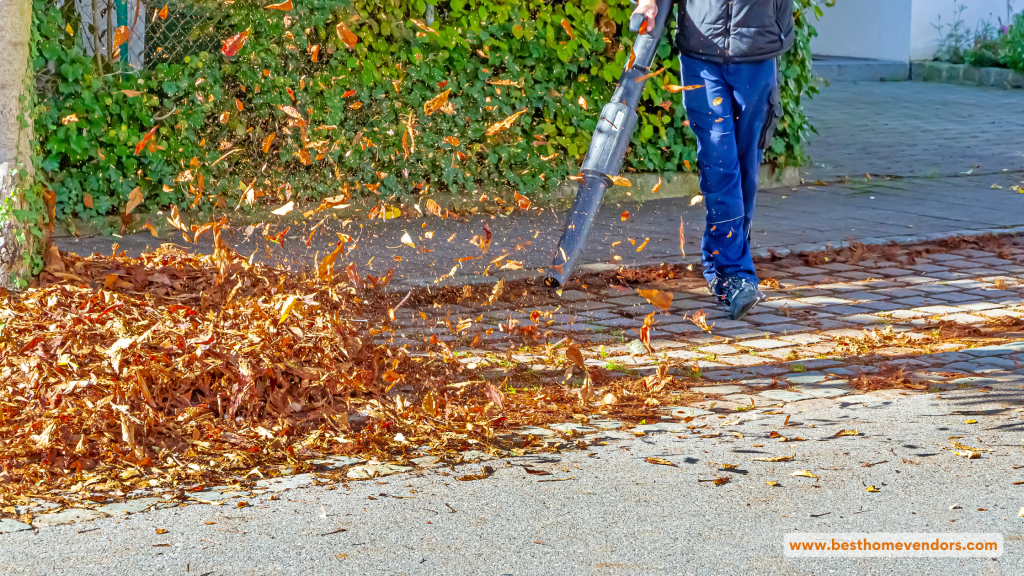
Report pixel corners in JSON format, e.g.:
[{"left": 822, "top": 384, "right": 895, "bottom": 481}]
[
  {"left": 221, "top": 29, "right": 250, "bottom": 57},
  {"left": 651, "top": 176, "right": 662, "bottom": 194},
  {"left": 634, "top": 67, "right": 666, "bottom": 83},
  {"left": 112, "top": 25, "right": 130, "bottom": 47},
  {"left": 336, "top": 22, "right": 358, "bottom": 49},
  {"left": 638, "top": 20, "right": 650, "bottom": 35},
  {"left": 626, "top": 44, "right": 636, "bottom": 70},
  {"left": 142, "top": 222, "right": 159, "bottom": 238},
  {"left": 125, "top": 187, "right": 144, "bottom": 215},
  {"left": 636, "top": 237, "right": 650, "bottom": 252},
  {"left": 484, "top": 109, "right": 527, "bottom": 136},
  {"left": 610, "top": 175, "right": 631, "bottom": 187},
  {"left": 261, "top": 132, "right": 276, "bottom": 153},
  {"left": 437, "top": 80, "right": 449, "bottom": 89},
  {"left": 620, "top": 210, "right": 629, "bottom": 221},
  {"left": 679, "top": 217, "right": 686, "bottom": 256},
  {"left": 684, "top": 159, "right": 691, "bottom": 170},
  {"left": 636, "top": 289, "right": 673, "bottom": 311},
  {"left": 279, "top": 105, "right": 303, "bottom": 119},
  {"left": 441, "top": 135, "right": 459, "bottom": 146},
  {"left": 83, "top": 194, "right": 93, "bottom": 209},
  {"left": 410, "top": 19, "right": 437, "bottom": 34},
  {"left": 514, "top": 192, "right": 531, "bottom": 210},
  {"left": 266, "top": 0, "right": 292, "bottom": 10},
  {"left": 560, "top": 19, "right": 574, "bottom": 40},
  {"left": 158, "top": 3, "right": 168, "bottom": 19},
  {"left": 235, "top": 99, "right": 243, "bottom": 111},
  {"left": 664, "top": 84, "right": 705, "bottom": 93},
  {"left": 348, "top": 101, "right": 363, "bottom": 110},
  {"left": 121, "top": 89, "right": 143, "bottom": 97},
  {"left": 424, "top": 89, "right": 450, "bottom": 115},
  {"left": 134, "top": 126, "right": 158, "bottom": 156},
  {"left": 342, "top": 89, "right": 357, "bottom": 98}
]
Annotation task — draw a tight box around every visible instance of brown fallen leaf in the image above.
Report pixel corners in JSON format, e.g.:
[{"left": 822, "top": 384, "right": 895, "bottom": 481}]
[
  {"left": 457, "top": 466, "right": 495, "bottom": 481},
  {"left": 751, "top": 454, "right": 795, "bottom": 462},
  {"left": 155, "top": 528, "right": 168, "bottom": 534},
  {"left": 523, "top": 467, "right": 551, "bottom": 476},
  {"left": 645, "top": 457, "right": 677, "bottom": 467}
]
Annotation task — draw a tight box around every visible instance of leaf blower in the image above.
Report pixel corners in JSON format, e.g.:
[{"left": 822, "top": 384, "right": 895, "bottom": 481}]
[{"left": 544, "top": 0, "right": 675, "bottom": 289}]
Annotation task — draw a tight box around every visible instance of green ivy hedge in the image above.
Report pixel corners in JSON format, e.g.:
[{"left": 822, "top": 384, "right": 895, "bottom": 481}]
[{"left": 31, "top": 0, "right": 821, "bottom": 223}]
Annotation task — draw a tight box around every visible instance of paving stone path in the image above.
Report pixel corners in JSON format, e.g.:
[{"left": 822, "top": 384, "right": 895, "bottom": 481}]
[{"left": 8, "top": 235, "right": 1024, "bottom": 532}]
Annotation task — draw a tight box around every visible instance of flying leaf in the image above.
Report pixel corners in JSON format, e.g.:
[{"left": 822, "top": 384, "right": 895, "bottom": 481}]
[
  {"left": 636, "top": 289, "right": 673, "bottom": 311},
  {"left": 83, "top": 194, "right": 93, "bottom": 209},
  {"left": 272, "top": 201, "right": 294, "bottom": 216},
  {"left": 61, "top": 114, "right": 79, "bottom": 125},
  {"left": 626, "top": 44, "right": 636, "bottom": 69},
  {"left": 134, "top": 126, "right": 158, "bottom": 155},
  {"left": 664, "top": 84, "right": 705, "bottom": 93},
  {"left": 279, "top": 105, "right": 302, "bottom": 119},
  {"left": 690, "top": 195, "right": 703, "bottom": 206},
  {"left": 577, "top": 95, "right": 587, "bottom": 110},
  {"left": 560, "top": 18, "right": 574, "bottom": 40},
  {"left": 125, "top": 187, "right": 144, "bottom": 215},
  {"left": 221, "top": 29, "right": 250, "bottom": 57},
  {"left": 790, "top": 470, "right": 818, "bottom": 478},
  {"left": 712, "top": 97, "right": 723, "bottom": 107},
  {"left": 336, "top": 22, "right": 358, "bottom": 49},
  {"left": 261, "top": 132, "right": 276, "bottom": 153},
  {"left": 620, "top": 210, "right": 629, "bottom": 221},
  {"left": 113, "top": 26, "right": 130, "bottom": 47},
  {"left": 400, "top": 231, "right": 416, "bottom": 248},
  {"left": 158, "top": 4, "right": 168, "bottom": 19},
  {"left": 424, "top": 89, "right": 450, "bottom": 115},
  {"left": 564, "top": 341, "right": 586, "bottom": 371},
  {"left": 486, "top": 278, "right": 504, "bottom": 305},
  {"left": 266, "top": 0, "right": 292, "bottom": 10},
  {"left": 514, "top": 192, "right": 531, "bottom": 210},
  {"left": 636, "top": 237, "right": 650, "bottom": 252},
  {"left": 142, "top": 222, "right": 159, "bottom": 237},
  {"left": 66, "top": 23, "right": 74, "bottom": 35},
  {"left": 634, "top": 67, "right": 666, "bottom": 83},
  {"left": 121, "top": 89, "right": 143, "bottom": 97},
  {"left": 679, "top": 217, "right": 686, "bottom": 256},
  {"left": 645, "top": 457, "right": 677, "bottom": 467},
  {"left": 650, "top": 176, "right": 662, "bottom": 194},
  {"left": 485, "top": 109, "right": 527, "bottom": 136},
  {"left": 610, "top": 175, "right": 631, "bottom": 187},
  {"left": 410, "top": 19, "right": 438, "bottom": 34}
]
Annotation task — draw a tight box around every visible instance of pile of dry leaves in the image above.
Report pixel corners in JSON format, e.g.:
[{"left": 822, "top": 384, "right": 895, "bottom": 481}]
[{"left": 0, "top": 242, "right": 455, "bottom": 503}]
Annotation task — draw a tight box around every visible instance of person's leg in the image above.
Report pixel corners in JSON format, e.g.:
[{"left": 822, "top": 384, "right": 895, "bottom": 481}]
[
  {"left": 725, "top": 59, "right": 777, "bottom": 254},
  {"left": 678, "top": 54, "right": 753, "bottom": 294}
]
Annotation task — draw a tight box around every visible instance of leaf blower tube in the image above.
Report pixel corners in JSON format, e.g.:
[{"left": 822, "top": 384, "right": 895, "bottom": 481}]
[{"left": 544, "top": 0, "right": 675, "bottom": 290}]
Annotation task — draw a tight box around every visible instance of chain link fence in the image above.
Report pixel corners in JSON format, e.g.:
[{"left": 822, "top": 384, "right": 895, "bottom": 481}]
[{"left": 36, "top": 0, "right": 227, "bottom": 95}]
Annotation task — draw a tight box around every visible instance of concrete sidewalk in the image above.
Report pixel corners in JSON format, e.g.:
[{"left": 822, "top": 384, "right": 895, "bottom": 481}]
[{"left": 55, "top": 82, "right": 1024, "bottom": 289}]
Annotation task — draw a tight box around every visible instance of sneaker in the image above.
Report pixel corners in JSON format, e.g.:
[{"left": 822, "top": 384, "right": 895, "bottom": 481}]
[
  {"left": 707, "top": 277, "right": 728, "bottom": 304},
  {"left": 722, "top": 276, "right": 763, "bottom": 321}
]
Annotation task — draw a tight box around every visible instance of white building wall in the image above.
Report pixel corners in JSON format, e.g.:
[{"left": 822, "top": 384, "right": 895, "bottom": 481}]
[
  {"left": 810, "top": 0, "right": 913, "bottom": 61},
  {"left": 910, "top": 0, "right": 1016, "bottom": 60}
]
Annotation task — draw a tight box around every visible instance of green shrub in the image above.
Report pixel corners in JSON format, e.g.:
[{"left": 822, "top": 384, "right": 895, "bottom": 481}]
[
  {"left": 32, "top": 0, "right": 820, "bottom": 224},
  {"left": 1002, "top": 11, "right": 1024, "bottom": 72}
]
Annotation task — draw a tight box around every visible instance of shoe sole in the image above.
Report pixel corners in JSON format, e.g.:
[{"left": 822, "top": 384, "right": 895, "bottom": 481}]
[{"left": 729, "top": 294, "right": 762, "bottom": 321}]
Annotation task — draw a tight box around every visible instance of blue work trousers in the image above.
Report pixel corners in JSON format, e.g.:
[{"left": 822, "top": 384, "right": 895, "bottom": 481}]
[{"left": 679, "top": 53, "right": 778, "bottom": 288}]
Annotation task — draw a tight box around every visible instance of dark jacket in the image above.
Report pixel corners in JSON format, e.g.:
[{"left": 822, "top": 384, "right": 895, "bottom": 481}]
[{"left": 675, "top": 0, "right": 795, "bottom": 63}]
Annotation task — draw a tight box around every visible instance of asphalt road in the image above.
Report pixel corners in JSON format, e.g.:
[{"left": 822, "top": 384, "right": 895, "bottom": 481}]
[{"left": 2, "top": 378, "right": 1022, "bottom": 576}]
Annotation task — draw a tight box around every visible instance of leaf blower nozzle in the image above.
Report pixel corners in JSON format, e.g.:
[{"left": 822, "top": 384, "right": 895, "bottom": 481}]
[{"left": 543, "top": 0, "right": 675, "bottom": 290}]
